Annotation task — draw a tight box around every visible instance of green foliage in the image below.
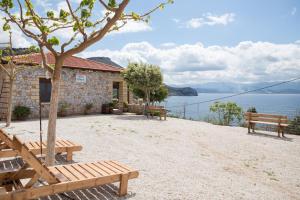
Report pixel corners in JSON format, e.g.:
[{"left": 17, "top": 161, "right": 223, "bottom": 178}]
[
  {"left": 58, "top": 102, "right": 70, "bottom": 117},
  {"left": 108, "top": 0, "right": 117, "bottom": 8},
  {"left": 46, "top": 11, "right": 55, "bottom": 19},
  {"left": 84, "top": 103, "right": 93, "bottom": 114},
  {"left": 122, "top": 62, "right": 163, "bottom": 104},
  {"left": 133, "top": 85, "right": 168, "bottom": 103},
  {"left": 13, "top": 106, "right": 31, "bottom": 120},
  {"left": 59, "top": 9, "right": 69, "bottom": 21},
  {"left": 47, "top": 36, "right": 60, "bottom": 46},
  {"left": 2, "top": 21, "right": 10, "bottom": 31},
  {"left": 81, "top": 9, "right": 90, "bottom": 19},
  {"left": 286, "top": 115, "right": 300, "bottom": 135},
  {"left": 209, "top": 101, "right": 243, "bottom": 126},
  {"left": 247, "top": 107, "right": 257, "bottom": 113},
  {"left": 0, "top": 0, "right": 13, "bottom": 9}
]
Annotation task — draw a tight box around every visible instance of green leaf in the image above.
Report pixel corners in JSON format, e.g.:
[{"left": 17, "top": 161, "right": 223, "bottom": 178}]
[
  {"left": 108, "top": 0, "right": 117, "bottom": 8},
  {"left": 47, "top": 11, "right": 54, "bottom": 19},
  {"left": 40, "top": 25, "right": 49, "bottom": 33},
  {"left": 0, "top": 0, "right": 14, "bottom": 9},
  {"left": 159, "top": 4, "right": 164, "bottom": 10},
  {"left": 168, "top": 0, "right": 174, "bottom": 4},
  {"left": 59, "top": 9, "right": 69, "bottom": 21},
  {"left": 131, "top": 12, "right": 140, "bottom": 21},
  {"left": 85, "top": 21, "right": 93, "bottom": 27},
  {"left": 2, "top": 22, "right": 10, "bottom": 31},
  {"left": 81, "top": 8, "right": 90, "bottom": 18},
  {"left": 47, "top": 36, "right": 60, "bottom": 46}
]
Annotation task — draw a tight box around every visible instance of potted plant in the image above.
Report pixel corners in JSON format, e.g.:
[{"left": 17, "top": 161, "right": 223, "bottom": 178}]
[
  {"left": 58, "top": 102, "right": 70, "bottom": 117},
  {"left": 13, "top": 106, "right": 31, "bottom": 120},
  {"left": 84, "top": 103, "right": 93, "bottom": 115}
]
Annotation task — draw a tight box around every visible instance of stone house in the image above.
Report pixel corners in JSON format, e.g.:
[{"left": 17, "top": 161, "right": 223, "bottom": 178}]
[{"left": 0, "top": 53, "right": 132, "bottom": 119}]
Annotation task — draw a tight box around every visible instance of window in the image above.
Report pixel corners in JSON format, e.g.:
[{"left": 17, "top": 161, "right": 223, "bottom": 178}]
[
  {"left": 39, "top": 78, "right": 52, "bottom": 102},
  {"left": 113, "top": 82, "right": 120, "bottom": 100}
]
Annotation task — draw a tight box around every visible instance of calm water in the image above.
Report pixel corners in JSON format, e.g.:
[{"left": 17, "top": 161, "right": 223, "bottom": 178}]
[{"left": 163, "top": 93, "right": 300, "bottom": 120}]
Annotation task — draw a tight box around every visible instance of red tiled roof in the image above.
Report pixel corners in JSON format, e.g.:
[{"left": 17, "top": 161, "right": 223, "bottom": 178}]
[{"left": 12, "top": 52, "right": 122, "bottom": 72}]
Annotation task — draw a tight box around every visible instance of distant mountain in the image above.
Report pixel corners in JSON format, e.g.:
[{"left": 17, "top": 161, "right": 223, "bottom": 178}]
[
  {"left": 87, "top": 57, "right": 123, "bottom": 68},
  {"left": 191, "top": 81, "right": 300, "bottom": 94},
  {"left": 166, "top": 85, "right": 198, "bottom": 96}
]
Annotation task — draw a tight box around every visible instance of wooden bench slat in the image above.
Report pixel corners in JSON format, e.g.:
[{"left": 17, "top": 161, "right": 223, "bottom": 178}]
[
  {"left": 84, "top": 163, "right": 107, "bottom": 176},
  {"left": 73, "top": 164, "right": 97, "bottom": 179}
]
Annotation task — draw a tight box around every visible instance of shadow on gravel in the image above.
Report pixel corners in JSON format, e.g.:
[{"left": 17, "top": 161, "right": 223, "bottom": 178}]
[{"left": 248, "top": 131, "right": 293, "bottom": 142}]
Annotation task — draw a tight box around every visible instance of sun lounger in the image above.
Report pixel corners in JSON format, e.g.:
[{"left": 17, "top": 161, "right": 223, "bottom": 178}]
[
  {"left": 0, "top": 135, "right": 139, "bottom": 199},
  {"left": 0, "top": 129, "right": 82, "bottom": 161}
]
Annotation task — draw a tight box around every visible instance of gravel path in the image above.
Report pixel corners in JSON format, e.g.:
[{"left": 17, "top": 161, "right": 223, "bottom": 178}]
[{"left": 1, "top": 114, "right": 300, "bottom": 200}]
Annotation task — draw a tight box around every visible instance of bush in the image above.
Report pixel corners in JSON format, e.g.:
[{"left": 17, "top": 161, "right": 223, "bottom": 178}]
[
  {"left": 286, "top": 115, "right": 300, "bottom": 135},
  {"left": 84, "top": 103, "right": 93, "bottom": 115},
  {"left": 247, "top": 107, "right": 257, "bottom": 113},
  {"left": 58, "top": 102, "right": 70, "bottom": 117},
  {"left": 13, "top": 106, "right": 31, "bottom": 120},
  {"left": 209, "top": 101, "right": 243, "bottom": 126}
]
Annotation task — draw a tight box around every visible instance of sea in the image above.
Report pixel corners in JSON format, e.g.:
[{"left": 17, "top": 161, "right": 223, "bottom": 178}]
[{"left": 163, "top": 93, "right": 300, "bottom": 121}]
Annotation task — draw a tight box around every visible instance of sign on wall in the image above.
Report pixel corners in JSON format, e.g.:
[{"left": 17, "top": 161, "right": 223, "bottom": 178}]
[{"left": 76, "top": 74, "right": 86, "bottom": 83}]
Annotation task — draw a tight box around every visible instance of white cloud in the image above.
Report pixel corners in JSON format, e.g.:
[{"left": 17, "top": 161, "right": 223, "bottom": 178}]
[
  {"left": 109, "top": 21, "right": 152, "bottom": 35},
  {"left": 0, "top": 14, "right": 32, "bottom": 48},
  {"left": 80, "top": 41, "right": 300, "bottom": 85},
  {"left": 291, "top": 7, "right": 297, "bottom": 15},
  {"left": 186, "top": 13, "right": 235, "bottom": 28}
]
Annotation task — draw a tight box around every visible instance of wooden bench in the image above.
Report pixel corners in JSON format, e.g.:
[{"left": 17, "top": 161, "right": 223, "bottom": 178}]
[
  {"left": 244, "top": 112, "right": 288, "bottom": 137},
  {"left": 0, "top": 129, "right": 82, "bottom": 161},
  {"left": 0, "top": 135, "right": 139, "bottom": 199},
  {"left": 146, "top": 106, "right": 167, "bottom": 120}
]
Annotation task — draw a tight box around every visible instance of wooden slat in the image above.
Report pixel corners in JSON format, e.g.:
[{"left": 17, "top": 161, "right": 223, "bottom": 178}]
[
  {"left": 93, "top": 162, "right": 117, "bottom": 175},
  {"left": 64, "top": 165, "right": 86, "bottom": 180},
  {"left": 105, "top": 161, "right": 129, "bottom": 173},
  {"left": 244, "top": 112, "right": 287, "bottom": 118},
  {"left": 11, "top": 136, "right": 59, "bottom": 184},
  {"left": 89, "top": 163, "right": 111, "bottom": 176},
  {"left": 55, "top": 166, "right": 79, "bottom": 181},
  {"left": 100, "top": 161, "right": 123, "bottom": 174},
  {"left": 49, "top": 167, "right": 69, "bottom": 182},
  {"left": 111, "top": 160, "right": 134, "bottom": 172},
  {"left": 71, "top": 164, "right": 95, "bottom": 179},
  {"left": 79, "top": 163, "right": 103, "bottom": 177}
]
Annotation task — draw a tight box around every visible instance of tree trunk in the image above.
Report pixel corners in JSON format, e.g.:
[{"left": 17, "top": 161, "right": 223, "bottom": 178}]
[
  {"left": 5, "top": 78, "right": 13, "bottom": 127},
  {"left": 45, "top": 59, "right": 63, "bottom": 166}
]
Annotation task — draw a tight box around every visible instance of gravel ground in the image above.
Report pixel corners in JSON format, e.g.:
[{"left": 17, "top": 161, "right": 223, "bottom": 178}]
[{"left": 1, "top": 114, "right": 300, "bottom": 200}]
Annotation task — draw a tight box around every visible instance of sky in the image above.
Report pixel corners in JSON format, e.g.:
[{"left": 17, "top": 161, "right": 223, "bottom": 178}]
[{"left": 0, "top": 0, "right": 300, "bottom": 86}]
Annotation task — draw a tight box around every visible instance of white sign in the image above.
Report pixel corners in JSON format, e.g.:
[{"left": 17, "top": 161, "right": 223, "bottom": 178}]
[{"left": 76, "top": 74, "right": 86, "bottom": 83}]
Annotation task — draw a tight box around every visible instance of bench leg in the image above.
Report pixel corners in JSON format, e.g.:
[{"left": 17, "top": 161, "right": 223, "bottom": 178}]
[
  {"left": 277, "top": 127, "right": 281, "bottom": 137},
  {"left": 119, "top": 173, "right": 129, "bottom": 196},
  {"left": 247, "top": 123, "right": 250, "bottom": 133},
  {"left": 66, "top": 150, "right": 73, "bottom": 161},
  {"left": 252, "top": 124, "right": 255, "bottom": 133}
]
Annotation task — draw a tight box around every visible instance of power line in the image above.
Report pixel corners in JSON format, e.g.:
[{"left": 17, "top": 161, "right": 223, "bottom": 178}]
[{"left": 166, "top": 76, "right": 300, "bottom": 109}]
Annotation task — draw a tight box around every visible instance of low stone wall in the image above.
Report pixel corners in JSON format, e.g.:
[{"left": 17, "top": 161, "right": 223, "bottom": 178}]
[{"left": 128, "top": 104, "right": 144, "bottom": 115}]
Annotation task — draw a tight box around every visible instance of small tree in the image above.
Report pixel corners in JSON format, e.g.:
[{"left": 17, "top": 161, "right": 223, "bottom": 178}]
[
  {"left": 209, "top": 101, "right": 243, "bottom": 126},
  {"left": 133, "top": 85, "right": 168, "bottom": 104},
  {"left": 0, "top": 0, "right": 173, "bottom": 165},
  {"left": 122, "top": 62, "right": 163, "bottom": 105},
  {"left": 0, "top": 32, "right": 37, "bottom": 127}
]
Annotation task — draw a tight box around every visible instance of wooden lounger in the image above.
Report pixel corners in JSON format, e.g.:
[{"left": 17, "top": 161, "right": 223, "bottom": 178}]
[
  {"left": 0, "top": 136, "right": 139, "bottom": 199},
  {"left": 0, "top": 129, "right": 82, "bottom": 161}
]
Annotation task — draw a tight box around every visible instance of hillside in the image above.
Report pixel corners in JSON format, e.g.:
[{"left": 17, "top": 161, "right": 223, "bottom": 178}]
[{"left": 167, "top": 85, "right": 198, "bottom": 96}]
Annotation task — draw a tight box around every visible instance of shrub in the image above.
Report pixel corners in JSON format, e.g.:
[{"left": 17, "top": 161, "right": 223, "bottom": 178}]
[
  {"left": 209, "top": 101, "right": 243, "bottom": 126},
  {"left": 247, "top": 107, "right": 257, "bottom": 113},
  {"left": 58, "top": 102, "right": 70, "bottom": 117},
  {"left": 13, "top": 106, "right": 31, "bottom": 120},
  {"left": 286, "top": 115, "right": 300, "bottom": 135},
  {"left": 84, "top": 103, "right": 93, "bottom": 115}
]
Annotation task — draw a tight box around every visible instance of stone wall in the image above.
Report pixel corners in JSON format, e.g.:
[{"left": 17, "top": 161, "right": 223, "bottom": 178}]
[{"left": 12, "top": 66, "right": 129, "bottom": 118}]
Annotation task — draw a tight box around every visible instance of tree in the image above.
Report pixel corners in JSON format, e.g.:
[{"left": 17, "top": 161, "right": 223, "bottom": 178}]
[
  {"left": 0, "top": 32, "right": 34, "bottom": 127},
  {"left": 0, "top": 0, "right": 173, "bottom": 166},
  {"left": 122, "top": 62, "right": 163, "bottom": 105},
  {"left": 209, "top": 101, "right": 243, "bottom": 126},
  {"left": 133, "top": 85, "right": 168, "bottom": 104}
]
